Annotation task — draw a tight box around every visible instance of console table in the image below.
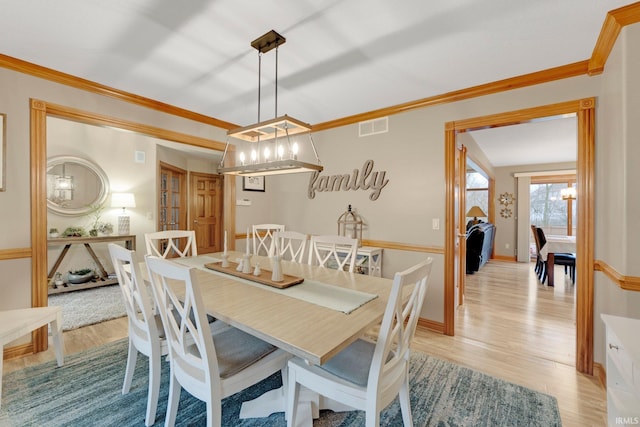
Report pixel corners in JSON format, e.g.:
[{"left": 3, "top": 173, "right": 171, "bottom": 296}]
[
  {"left": 47, "top": 235, "right": 136, "bottom": 295},
  {"left": 316, "top": 244, "right": 383, "bottom": 277}
]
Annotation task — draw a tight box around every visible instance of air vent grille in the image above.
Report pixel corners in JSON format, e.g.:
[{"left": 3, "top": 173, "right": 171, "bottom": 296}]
[{"left": 359, "top": 117, "right": 388, "bottom": 137}]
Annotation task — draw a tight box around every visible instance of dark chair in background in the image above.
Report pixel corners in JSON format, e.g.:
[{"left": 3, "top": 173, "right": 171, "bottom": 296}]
[
  {"left": 466, "top": 222, "right": 496, "bottom": 274},
  {"left": 531, "top": 225, "right": 545, "bottom": 280},
  {"left": 536, "top": 227, "right": 576, "bottom": 285}
]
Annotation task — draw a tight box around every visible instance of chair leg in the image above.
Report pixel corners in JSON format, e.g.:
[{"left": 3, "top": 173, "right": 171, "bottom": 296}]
[
  {"left": 145, "top": 352, "right": 161, "bottom": 427},
  {"left": 122, "top": 339, "right": 138, "bottom": 394},
  {"left": 206, "top": 399, "right": 220, "bottom": 427},
  {"left": 165, "top": 373, "right": 181, "bottom": 427},
  {"left": 365, "top": 400, "right": 380, "bottom": 427},
  {"left": 286, "top": 366, "right": 300, "bottom": 427},
  {"left": 398, "top": 378, "right": 414, "bottom": 427}
]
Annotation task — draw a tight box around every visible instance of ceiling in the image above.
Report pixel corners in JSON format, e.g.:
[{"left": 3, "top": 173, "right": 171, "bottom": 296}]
[
  {"left": 1, "top": 1, "right": 632, "bottom": 165},
  {"left": 468, "top": 115, "right": 578, "bottom": 168}
]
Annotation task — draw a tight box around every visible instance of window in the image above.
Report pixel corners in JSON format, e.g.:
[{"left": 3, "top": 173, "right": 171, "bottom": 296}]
[
  {"left": 466, "top": 171, "right": 488, "bottom": 216},
  {"left": 530, "top": 177, "right": 576, "bottom": 236}
]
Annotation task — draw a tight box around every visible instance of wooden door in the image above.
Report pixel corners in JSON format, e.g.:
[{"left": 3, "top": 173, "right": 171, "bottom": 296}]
[
  {"left": 457, "top": 144, "right": 467, "bottom": 307},
  {"left": 158, "top": 162, "right": 187, "bottom": 231},
  {"left": 189, "top": 172, "right": 223, "bottom": 254}
]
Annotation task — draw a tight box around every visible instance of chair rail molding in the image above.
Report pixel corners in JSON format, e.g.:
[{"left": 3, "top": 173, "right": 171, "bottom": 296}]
[{"left": 594, "top": 260, "right": 640, "bottom": 292}]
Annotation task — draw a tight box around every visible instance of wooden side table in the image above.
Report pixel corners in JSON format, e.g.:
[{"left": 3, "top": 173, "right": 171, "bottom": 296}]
[
  {"left": 0, "top": 307, "right": 64, "bottom": 407},
  {"left": 47, "top": 235, "right": 136, "bottom": 294}
]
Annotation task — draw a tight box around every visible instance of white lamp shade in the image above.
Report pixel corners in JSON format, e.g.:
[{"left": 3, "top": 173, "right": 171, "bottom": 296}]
[{"left": 111, "top": 192, "right": 136, "bottom": 208}]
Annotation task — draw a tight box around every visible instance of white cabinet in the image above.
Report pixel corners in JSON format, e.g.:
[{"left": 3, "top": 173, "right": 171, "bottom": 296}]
[
  {"left": 601, "top": 314, "right": 640, "bottom": 426},
  {"left": 354, "top": 247, "right": 383, "bottom": 277}
]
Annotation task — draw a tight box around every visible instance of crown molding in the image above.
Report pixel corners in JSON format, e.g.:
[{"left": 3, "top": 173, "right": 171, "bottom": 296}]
[
  {"left": 0, "top": 53, "right": 238, "bottom": 131},
  {"left": 2, "top": 3, "right": 640, "bottom": 132},
  {"left": 589, "top": 2, "right": 640, "bottom": 75}
]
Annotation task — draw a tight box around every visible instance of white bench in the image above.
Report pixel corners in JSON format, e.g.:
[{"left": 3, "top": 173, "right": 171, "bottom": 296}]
[{"left": 0, "top": 307, "right": 64, "bottom": 408}]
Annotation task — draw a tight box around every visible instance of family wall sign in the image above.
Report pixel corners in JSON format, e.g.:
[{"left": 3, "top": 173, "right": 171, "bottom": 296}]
[{"left": 307, "top": 159, "right": 389, "bottom": 201}]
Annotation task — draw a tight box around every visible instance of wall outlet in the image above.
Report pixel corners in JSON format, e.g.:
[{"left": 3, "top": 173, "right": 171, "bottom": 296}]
[
  {"left": 432, "top": 218, "right": 440, "bottom": 230},
  {"left": 505, "top": 243, "right": 510, "bottom": 249}
]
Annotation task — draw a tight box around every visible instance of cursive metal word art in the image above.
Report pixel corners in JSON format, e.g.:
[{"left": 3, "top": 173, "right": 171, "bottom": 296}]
[{"left": 308, "top": 159, "right": 389, "bottom": 201}]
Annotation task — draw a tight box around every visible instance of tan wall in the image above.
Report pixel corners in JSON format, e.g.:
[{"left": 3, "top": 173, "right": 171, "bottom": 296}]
[{"left": 2, "top": 23, "right": 640, "bottom": 358}]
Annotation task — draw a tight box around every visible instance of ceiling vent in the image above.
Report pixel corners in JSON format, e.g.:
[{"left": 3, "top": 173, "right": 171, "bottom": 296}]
[{"left": 359, "top": 117, "right": 388, "bottom": 137}]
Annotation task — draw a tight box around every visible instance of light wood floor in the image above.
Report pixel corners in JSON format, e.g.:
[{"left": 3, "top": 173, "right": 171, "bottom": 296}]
[{"left": 4, "top": 260, "right": 606, "bottom": 426}]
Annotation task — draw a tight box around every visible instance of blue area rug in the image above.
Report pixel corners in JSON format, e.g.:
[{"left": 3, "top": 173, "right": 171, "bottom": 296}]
[{"left": 0, "top": 339, "right": 561, "bottom": 426}]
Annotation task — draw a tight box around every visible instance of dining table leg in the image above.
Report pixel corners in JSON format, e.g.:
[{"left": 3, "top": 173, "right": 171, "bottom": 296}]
[{"left": 547, "top": 253, "right": 555, "bottom": 287}]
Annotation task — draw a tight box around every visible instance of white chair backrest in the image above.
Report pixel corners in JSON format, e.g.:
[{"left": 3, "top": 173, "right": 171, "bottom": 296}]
[
  {"left": 308, "top": 235, "right": 358, "bottom": 273},
  {"left": 108, "top": 243, "right": 160, "bottom": 347},
  {"left": 369, "top": 258, "right": 433, "bottom": 392},
  {"left": 144, "top": 256, "right": 219, "bottom": 391},
  {"left": 269, "top": 230, "right": 308, "bottom": 262},
  {"left": 145, "top": 230, "right": 197, "bottom": 258},
  {"left": 252, "top": 224, "right": 285, "bottom": 256}
]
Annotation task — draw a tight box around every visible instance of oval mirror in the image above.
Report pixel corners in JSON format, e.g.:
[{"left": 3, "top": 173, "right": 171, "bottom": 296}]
[{"left": 46, "top": 156, "right": 110, "bottom": 216}]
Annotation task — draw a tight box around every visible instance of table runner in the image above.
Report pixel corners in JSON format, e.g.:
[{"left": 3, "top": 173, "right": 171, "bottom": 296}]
[{"left": 174, "top": 255, "right": 377, "bottom": 314}]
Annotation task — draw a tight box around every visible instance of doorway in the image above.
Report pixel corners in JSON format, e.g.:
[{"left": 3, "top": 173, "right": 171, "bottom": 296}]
[
  {"left": 444, "top": 98, "right": 595, "bottom": 374},
  {"left": 29, "top": 99, "right": 236, "bottom": 353},
  {"left": 189, "top": 172, "right": 224, "bottom": 254}
]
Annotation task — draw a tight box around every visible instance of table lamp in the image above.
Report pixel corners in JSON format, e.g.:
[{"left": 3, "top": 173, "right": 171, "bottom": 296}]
[
  {"left": 466, "top": 205, "right": 487, "bottom": 225},
  {"left": 111, "top": 192, "right": 136, "bottom": 235}
]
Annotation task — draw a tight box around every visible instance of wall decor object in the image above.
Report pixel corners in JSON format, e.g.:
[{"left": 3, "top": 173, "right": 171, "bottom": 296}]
[
  {"left": 307, "top": 159, "right": 389, "bottom": 201},
  {"left": 0, "top": 113, "right": 5, "bottom": 191},
  {"left": 337, "top": 204, "right": 363, "bottom": 246},
  {"left": 498, "top": 192, "right": 515, "bottom": 218},
  {"left": 499, "top": 192, "right": 515, "bottom": 206},
  {"left": 500, "top": 207, "right": 513, "bottom": 219},
  {"left": 46, "top": 156, "right": 110, "bottom": 216},
  {"left": 243, "top": 175, "right": 265, "bottom": 192}
]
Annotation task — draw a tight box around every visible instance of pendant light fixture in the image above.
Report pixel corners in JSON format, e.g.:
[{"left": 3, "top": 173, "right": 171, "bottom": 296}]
[{"left": 219, "top": 30, "right": 323, "bottom": 176}]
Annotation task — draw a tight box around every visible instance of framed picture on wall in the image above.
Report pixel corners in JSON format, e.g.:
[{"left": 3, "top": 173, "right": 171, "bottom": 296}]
[{"left": 243, "top": 176, "right": 265, "bottom": 192}]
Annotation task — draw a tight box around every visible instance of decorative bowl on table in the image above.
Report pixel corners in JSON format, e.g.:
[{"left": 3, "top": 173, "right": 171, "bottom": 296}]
[{"left": 67, "top": 269, "right": 94, "bottom": 284}]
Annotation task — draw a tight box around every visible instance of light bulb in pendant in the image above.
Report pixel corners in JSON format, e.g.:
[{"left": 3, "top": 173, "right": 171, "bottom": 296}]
[
  {"left": 251, "top": 150, "right": 257, "bottom": 163},
  {"left": 239, "top": 152, "right": 246, "bottom": 165},
  {"left": 292, "top": 142, "right": 299, "bottom": 159},
  {"left": 264, "top": 147, "right": 271, "bottom": 161},
  {"left": 277, "top": 145, "right": 284, "bottom": 160}
]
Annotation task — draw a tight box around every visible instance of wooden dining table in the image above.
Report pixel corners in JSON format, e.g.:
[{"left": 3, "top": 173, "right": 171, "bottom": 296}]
[
  {"left": 541, "top": 235, "right": 576, "bottom": 286},
  {"left": 166, "top": 251, "right": 395, "bottom": 423}
]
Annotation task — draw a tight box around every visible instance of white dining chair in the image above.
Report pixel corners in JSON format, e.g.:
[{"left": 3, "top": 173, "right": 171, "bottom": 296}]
[
  {"left": 145, "top": 230, "right": 197, "bottom": 258},
  {"left": 307, "top": 235, "right": 358, "bottom": 273},
  {"left": 286, "top": 257, "right": 433, "bottom": 427},
  {"left": 269, "top": 230, "right": 308, "bottom": 262},
  {"left": 252, "top": 224, "right": 285, "bottom": 256},
  {"left": 144, "top": 255, "right": 290, "bottom": 427},
  {"left": 109, "top": 243, "right": 167, "bottom": 427}
]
